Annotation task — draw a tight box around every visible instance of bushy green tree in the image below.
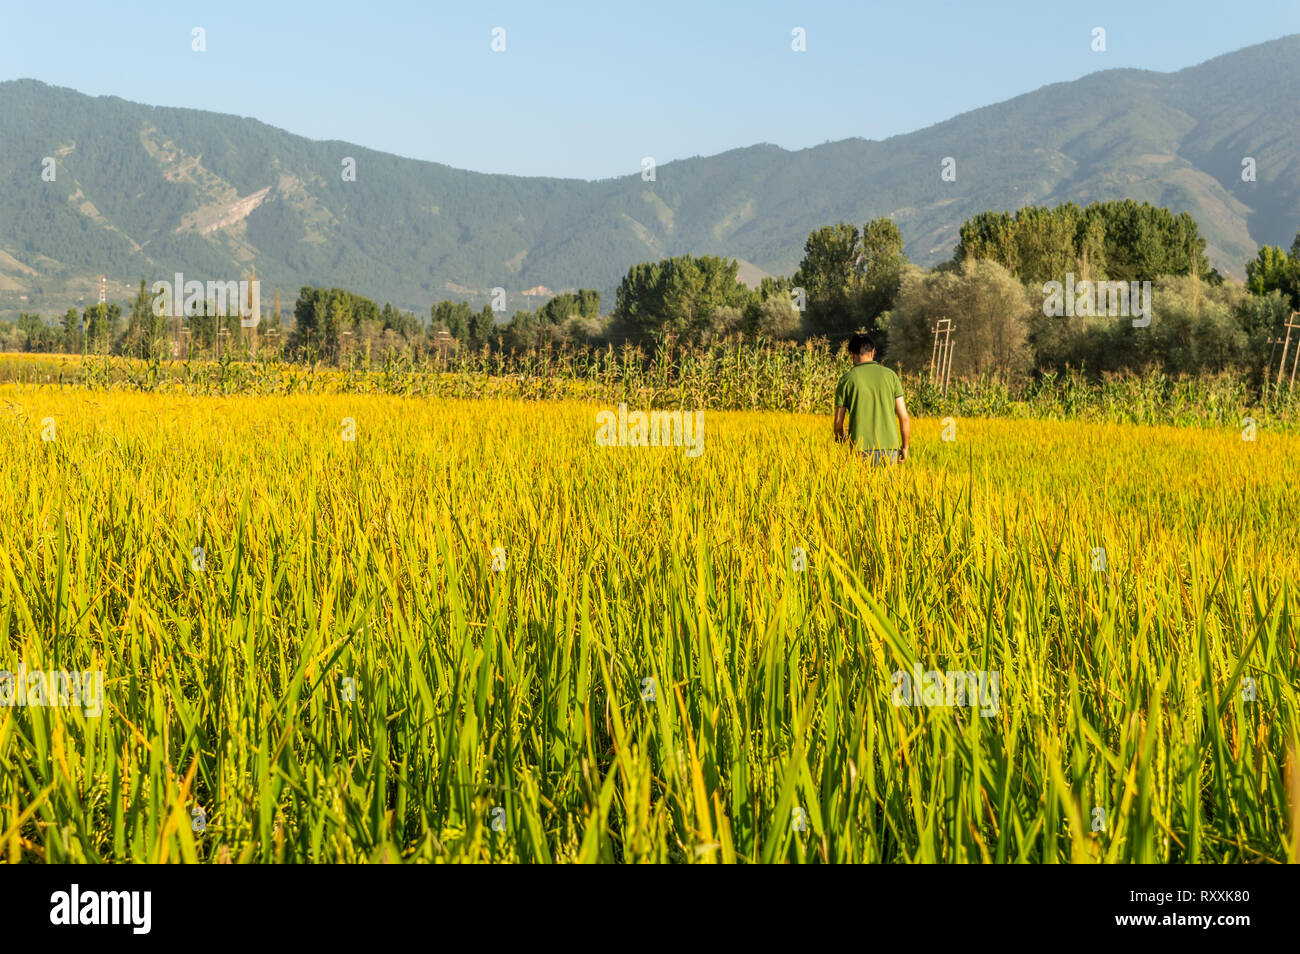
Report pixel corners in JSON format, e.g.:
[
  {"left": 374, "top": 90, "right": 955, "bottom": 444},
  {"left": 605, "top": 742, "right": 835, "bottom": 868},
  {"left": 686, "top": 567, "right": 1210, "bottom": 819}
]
[
  {"left": 537, "top": 289, "right": 600, "bottom": 326},
  {"left": 289, "top": 286, "right": 382, "bottom": 361},
  {"left": 430, "top": 300, "right": 476, "bottom": 342},
  {"left": 82, "top": 303, "right": 120, "bottom": 355},
  {"left": 793, "top": 218, "right": 906, "bottom": 338},
  {"left": 1245, "top": 243, "right": 1299, "bottom": 308},
  {"left": 793, "top": 223, "right": 860, "bottom": 337},
  {"left": 750, "top": 296, "right": 802, "bottom": 339},
  {"left": 881, "top": 259, "right": 1033, "bottom": 379},
  {"left": 613, "top": 255, "right": 750, "bottom": 342},
  {"left": 62, "top": 308, "right": 82, "bottom": 353},
  {"left": 956, "top": 200, "right": 1209, "bottom": 284},
  {"left": 1029, "top": 275, "right": 1275, "bottom": 378},
  {"left": 859, "top": 218, "right": 907, "bottom": 328}
]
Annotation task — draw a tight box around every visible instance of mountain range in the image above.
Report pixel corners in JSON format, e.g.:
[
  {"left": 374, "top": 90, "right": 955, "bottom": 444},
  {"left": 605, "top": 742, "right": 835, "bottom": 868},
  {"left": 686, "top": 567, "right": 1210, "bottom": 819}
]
[{"left": 2, "top": 34, "right": 1298, "bottom": 321}]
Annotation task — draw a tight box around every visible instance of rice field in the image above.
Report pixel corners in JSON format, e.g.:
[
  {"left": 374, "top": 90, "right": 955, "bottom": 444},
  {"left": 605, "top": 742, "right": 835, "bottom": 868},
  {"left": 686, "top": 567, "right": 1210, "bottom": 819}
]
[{"left": 1, "top": 386, "right": 1297, "bottom": 863}]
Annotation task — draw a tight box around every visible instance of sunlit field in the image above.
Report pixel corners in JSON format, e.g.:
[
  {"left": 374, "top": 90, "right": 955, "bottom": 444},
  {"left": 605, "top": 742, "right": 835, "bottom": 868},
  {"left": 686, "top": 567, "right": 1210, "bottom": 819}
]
[{"left": 1, "top": 387, "right": 1297, "bottom": 862}]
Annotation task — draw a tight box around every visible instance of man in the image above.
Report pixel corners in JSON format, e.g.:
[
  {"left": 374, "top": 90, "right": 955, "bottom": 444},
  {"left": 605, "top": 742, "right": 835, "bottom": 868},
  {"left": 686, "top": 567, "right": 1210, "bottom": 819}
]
[{"left": 833, "top": 333, "right": 910, "bottom": 465}]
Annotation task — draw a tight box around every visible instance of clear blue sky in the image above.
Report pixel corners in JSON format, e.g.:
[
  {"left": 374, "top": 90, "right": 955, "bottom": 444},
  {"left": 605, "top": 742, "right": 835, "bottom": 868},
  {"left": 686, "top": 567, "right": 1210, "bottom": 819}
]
[{"left": 3, "top": 0, "right": 1297, "bottom": 180}]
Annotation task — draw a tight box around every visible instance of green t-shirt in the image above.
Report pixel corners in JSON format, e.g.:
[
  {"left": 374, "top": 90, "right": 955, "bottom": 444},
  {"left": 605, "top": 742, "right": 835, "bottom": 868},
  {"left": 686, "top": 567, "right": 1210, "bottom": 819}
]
[{"left": 835, "top": 361, "right": 904, "bottom": 450}]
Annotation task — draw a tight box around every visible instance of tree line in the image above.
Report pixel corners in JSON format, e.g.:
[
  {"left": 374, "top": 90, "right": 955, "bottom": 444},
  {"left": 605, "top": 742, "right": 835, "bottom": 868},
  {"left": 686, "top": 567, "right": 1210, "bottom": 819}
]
[
  {"left": 6, "top": 198, "right": 1300, "bottom": 386},
  {"left": 605, "top": 199, "right": 1300, "bottom": 386}
]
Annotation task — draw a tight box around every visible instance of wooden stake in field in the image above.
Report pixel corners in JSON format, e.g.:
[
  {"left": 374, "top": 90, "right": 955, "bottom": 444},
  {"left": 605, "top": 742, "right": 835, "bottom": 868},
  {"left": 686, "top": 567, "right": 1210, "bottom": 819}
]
[
  {"left": 1276, "top": 312, "right": 1300, "bottom": 389},
  {"left": 930, "top": 317, "right": 954, "bottom": 395},
  {"left": 434, "top": 329, "right": 452, "bottom": 367},
  {"left": 245, "top": 267, "right": 258, "bottom": 355}
]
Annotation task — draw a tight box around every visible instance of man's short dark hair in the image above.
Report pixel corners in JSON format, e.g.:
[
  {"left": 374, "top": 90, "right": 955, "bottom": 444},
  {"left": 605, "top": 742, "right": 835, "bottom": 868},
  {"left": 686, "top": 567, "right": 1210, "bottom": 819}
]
[{"left": 848, "top": 333, "right": 875, "bottom": 356}]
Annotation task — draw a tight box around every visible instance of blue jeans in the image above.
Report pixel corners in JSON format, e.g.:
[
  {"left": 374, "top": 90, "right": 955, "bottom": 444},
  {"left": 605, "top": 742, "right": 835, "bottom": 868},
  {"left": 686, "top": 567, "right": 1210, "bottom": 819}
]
[{"left": 861, "top": 448, "right": 900, "bottom": 466}]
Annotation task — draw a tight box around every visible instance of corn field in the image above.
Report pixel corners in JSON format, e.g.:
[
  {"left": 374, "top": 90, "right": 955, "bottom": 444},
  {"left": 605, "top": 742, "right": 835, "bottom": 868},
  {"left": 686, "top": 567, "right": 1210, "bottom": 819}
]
[
  {"left": 1, "top": 348, "right": 1298, "bottom": 431},
  {"left": 1, "top": 380, "right": 1296, "bottom": 863}
]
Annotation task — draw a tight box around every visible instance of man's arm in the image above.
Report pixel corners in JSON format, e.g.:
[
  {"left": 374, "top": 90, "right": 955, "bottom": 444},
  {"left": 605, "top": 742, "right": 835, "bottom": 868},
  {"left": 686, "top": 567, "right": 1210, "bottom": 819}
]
[
  {"left": 895, "top": 396, "right": 911, "bottom": 462},
  {"left": 833, "top": 405, "right": 847, "bottom": 443}
]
